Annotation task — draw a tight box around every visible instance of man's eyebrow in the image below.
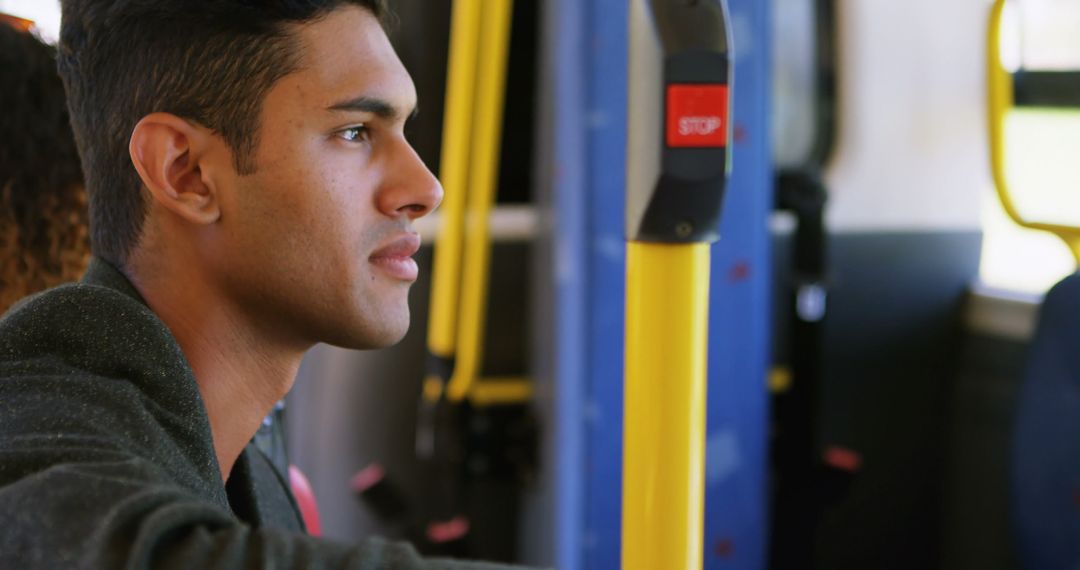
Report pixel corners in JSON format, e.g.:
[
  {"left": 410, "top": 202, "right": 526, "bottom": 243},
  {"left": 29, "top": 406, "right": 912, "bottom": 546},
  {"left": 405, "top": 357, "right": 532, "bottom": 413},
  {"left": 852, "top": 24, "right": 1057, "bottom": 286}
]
[{"left": 326, "top": 96, "right": 419, "bottom": 121}]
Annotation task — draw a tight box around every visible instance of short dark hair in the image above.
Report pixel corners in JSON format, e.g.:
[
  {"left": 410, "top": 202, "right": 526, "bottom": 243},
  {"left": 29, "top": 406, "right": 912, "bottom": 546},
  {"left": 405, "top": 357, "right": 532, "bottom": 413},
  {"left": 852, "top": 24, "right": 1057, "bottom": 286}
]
[
  {"left": 0, "top": 23, "right": 88, "bottom": 313},
  {"left": 57, "top": 0, "right": 386, "bottom": 266}
]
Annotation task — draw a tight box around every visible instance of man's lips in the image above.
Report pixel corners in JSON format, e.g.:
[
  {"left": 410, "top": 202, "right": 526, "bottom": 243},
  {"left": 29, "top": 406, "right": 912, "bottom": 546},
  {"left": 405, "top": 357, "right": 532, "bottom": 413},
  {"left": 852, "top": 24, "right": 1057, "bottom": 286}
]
[{"left": 369, "top": 233, "right": 421, "bottom": 281}]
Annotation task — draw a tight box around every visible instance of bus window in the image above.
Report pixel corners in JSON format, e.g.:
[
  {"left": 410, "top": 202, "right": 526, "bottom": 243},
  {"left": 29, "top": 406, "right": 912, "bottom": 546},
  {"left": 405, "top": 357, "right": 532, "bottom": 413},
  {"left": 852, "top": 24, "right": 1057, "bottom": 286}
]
[
  {"left": 0, "top": 0, "right": 60, "bottom": 43},
  {"left": 982, "top": 0, "right": 1080, "bottom": 294}
]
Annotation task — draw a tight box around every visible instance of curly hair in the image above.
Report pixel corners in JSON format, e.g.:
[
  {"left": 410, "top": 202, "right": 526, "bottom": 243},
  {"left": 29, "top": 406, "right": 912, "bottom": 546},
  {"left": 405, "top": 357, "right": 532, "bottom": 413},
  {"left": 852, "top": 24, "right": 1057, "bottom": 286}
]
[{"left": 0, "top": 22, "right": 89, "bottom": 314}]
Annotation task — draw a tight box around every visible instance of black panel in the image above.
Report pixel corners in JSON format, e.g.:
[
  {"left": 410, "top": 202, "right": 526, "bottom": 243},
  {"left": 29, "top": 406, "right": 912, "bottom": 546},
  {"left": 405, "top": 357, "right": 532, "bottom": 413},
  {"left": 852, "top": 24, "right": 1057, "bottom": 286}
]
[
  {"left": 771, "top": 230, "right": 984, "bottom": 569},
  {"left": 941, "top": 333, "right": 1024, "bottom": 570},
  {"left": 1013, "top": 70, "right": 1080, "bottom": 109},
  {"left": 496, "top": 0, "right": 538, "bottom": 204}
]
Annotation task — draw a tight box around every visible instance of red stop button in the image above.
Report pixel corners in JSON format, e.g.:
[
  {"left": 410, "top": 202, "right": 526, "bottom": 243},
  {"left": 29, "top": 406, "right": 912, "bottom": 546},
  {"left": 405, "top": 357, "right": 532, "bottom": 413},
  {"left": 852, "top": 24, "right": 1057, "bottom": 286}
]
[{"left": 666, "top": 84, "right": 729, "bottom": 148}]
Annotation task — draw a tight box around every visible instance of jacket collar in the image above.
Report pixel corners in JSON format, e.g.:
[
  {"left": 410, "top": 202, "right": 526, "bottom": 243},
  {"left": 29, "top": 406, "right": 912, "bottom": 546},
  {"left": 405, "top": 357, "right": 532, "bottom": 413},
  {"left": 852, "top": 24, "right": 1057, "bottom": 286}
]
[{"left": 80, "top": 257, "right": 147, "bottom": 306}]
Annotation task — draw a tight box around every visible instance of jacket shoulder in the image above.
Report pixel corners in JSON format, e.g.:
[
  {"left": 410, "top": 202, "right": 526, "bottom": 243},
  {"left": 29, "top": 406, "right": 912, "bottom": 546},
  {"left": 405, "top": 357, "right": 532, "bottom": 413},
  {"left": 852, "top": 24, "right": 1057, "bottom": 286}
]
[{"left": 0, "top": 282, "right": 188, "bottom": 382}]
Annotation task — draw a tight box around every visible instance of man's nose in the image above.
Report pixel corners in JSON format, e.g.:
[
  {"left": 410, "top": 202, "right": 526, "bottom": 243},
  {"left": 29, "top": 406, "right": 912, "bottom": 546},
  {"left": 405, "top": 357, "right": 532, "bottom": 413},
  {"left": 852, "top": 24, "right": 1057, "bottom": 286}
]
[{"left": 379, "top": 139, "right": 443, "bottom": 219}]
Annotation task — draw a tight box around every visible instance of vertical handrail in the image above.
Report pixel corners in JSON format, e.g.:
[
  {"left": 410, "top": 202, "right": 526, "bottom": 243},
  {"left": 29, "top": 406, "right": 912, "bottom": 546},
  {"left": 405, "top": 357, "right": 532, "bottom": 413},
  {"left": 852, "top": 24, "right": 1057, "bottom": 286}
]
[
  {"left": 623, "top": 243, "right": 712, "bottom": 569},
  {"left": 446, "top": 0, "right": 515, "bottom": 403},
  {"left": 423, "top": 0, "right": 483, "bottom": 414},
  {"left": 623, "top": 0, "right": 733, "bottom": 567}
]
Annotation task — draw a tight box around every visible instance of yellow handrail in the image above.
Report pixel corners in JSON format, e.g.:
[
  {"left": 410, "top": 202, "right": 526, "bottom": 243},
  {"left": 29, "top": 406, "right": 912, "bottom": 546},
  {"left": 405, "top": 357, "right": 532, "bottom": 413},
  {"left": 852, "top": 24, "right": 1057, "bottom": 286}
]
[
  {"left": 424, "top": 0, "right": 483, "bottom": 403},
  {"left": 445, "top": 0, "right": 515, "bottom": 403},
  {"left": 987, "top": 0, "right": 1080, "bottom": 263},
  {"left": 623, "top": 242, "right": 711, "bottom": 570}
]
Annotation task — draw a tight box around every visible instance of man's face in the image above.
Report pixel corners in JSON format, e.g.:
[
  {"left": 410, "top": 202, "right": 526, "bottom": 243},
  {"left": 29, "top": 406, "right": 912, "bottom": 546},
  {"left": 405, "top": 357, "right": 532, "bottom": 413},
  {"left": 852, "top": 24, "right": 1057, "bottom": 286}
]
[{"left": 205, "top": 6, "right": 441, "bottom": 350}]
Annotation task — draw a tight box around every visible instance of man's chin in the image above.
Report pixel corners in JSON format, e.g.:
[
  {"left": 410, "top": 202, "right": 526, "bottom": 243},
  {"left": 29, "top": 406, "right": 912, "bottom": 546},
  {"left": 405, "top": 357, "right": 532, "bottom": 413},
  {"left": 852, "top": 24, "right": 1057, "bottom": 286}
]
[{"left": 324, "top": 318, "right": 410, "bottom": 350}]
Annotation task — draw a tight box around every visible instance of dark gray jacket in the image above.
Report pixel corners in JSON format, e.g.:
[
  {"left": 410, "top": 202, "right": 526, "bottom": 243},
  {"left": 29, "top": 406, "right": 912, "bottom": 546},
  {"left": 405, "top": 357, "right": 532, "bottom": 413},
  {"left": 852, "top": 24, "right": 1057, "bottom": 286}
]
[{"left": 0, "top": 258, "right": 515, "bottom": 569}]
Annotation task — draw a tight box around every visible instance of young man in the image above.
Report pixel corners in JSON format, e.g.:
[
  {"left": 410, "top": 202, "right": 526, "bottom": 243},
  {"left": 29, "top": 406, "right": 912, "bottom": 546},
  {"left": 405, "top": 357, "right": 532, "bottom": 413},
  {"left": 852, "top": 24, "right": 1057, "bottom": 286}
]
[{"left": 0, "top": 1, "right": 525, "bottom": 567}]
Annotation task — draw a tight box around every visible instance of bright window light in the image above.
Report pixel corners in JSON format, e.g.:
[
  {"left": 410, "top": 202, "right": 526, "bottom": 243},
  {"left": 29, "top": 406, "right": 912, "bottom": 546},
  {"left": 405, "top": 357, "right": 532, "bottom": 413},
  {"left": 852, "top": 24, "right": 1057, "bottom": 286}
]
[
  {"left": 0, "top": 0, "right": 61, "bottom": 44},
  {"left": 980, "top": 0, "right": 1080, "bottom": 295},
  {"left": 980, "top": 109, "right": 1080, "bottom": 295}
]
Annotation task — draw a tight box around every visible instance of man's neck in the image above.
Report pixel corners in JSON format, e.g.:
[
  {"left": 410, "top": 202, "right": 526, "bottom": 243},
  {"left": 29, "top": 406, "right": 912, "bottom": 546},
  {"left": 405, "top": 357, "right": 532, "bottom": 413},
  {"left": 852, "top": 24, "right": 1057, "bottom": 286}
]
[{"left": 126, "top": 259, "right": 306, "bottom": 481}]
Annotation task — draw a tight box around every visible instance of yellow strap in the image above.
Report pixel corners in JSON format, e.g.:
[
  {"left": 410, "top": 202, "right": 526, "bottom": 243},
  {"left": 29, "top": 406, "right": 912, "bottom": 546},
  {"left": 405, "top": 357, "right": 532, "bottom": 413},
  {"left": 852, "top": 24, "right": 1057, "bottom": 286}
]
[
  {"left": 623, "top": 242, "right": 710, "bottom": 570},
  {"left": 446, "top": 0, "right": 515, "bottom": 403}
]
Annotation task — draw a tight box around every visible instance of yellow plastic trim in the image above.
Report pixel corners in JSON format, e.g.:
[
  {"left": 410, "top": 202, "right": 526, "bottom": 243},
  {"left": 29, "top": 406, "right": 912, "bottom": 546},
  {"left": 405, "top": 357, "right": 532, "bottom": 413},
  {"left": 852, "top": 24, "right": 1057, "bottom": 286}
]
[
  {"left": 446, "top": 0, "right": 515, "bottom": 403},
  {"left": 769, "top": 366, "right": 793, "bottom": 394},
  {"left": 468, "top": 378, "right": 533, "bottom": 407},
  {"left": 422, "top": 375, "right": 445, "bottom": 402},
  {"left": 427, "top": 0, "right": 482, "bottom": 365},
  {"left": 623, "top": 242, "right": 710, "bottom": 570},
  {"left": 987, "top": 0, "right": 1080, "bottom": 263}
]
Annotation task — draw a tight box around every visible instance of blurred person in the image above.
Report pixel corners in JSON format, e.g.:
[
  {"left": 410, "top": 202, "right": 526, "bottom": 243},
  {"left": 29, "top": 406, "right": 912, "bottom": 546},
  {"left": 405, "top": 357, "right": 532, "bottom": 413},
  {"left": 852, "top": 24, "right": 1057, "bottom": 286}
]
[
  {"left": 0, "top": 1, "right": 529, "bottom": 568},
  {"left": 0, "top": 19, "right": 89, "bottom": 314}
]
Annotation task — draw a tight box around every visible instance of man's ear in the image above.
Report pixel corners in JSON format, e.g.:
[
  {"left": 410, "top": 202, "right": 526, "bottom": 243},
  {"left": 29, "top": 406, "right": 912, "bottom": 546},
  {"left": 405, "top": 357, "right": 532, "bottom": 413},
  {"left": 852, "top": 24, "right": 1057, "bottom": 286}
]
[{"left": 129, "top": 113, "right": 221, "bottom": 225}]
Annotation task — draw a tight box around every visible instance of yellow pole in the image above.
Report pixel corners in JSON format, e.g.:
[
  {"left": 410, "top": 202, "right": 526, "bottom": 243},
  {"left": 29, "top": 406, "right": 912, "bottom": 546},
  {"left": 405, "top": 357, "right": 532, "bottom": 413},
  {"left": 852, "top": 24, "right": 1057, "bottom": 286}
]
[
  {"left": 425, "top": 0, "right": 483, "bottom": 401},
  {"left": 623, "top": 242, "right": 711, "bottom": 570},
  {"left": 446, "top": 0, "right": 515, "bottom": 403}
]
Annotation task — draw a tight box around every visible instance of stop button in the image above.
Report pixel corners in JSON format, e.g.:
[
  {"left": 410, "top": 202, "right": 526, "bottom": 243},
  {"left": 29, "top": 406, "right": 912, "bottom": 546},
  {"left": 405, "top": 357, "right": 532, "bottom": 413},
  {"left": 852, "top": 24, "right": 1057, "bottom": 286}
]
[{"left": 666, "top": 84, "right": 729, "bottom": 148}]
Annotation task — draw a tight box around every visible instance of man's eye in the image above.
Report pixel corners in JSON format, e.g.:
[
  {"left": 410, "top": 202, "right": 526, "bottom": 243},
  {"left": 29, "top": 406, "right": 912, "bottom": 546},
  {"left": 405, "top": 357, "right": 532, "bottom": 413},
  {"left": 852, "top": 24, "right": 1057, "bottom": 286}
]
[{"left": 338, "top": 126, "right": 369, "bottom": 142}]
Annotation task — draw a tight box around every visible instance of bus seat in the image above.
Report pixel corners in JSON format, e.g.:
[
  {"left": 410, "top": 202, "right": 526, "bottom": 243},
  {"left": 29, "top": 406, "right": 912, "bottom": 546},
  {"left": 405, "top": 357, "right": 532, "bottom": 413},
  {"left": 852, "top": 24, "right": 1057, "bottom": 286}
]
[{"left": 1013, "top": 271, "right": 1080, "bottom": 569}]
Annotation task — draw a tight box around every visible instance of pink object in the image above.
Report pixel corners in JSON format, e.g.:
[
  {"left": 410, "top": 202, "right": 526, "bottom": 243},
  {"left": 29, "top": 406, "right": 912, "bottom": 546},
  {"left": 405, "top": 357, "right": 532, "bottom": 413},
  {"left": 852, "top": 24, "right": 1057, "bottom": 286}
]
[
  {"left": 289, "top": 464, "right": 322, "bottom": 536},
  {"left": 823, "top": 445, "right": 862, "bottom": 473},
  {"left": 349, "top": 463, "right": 386, "bottom": 493},
  {"left": 426, "top": 516, "right": 470, "bottom": 544}
]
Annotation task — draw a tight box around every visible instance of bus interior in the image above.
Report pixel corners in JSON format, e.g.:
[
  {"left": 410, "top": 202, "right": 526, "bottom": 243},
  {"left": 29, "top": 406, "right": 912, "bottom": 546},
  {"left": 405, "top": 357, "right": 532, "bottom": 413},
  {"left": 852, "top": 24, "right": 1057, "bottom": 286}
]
[{"left": 2, "top": 0, "right": 1079, "bottom": 568}]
